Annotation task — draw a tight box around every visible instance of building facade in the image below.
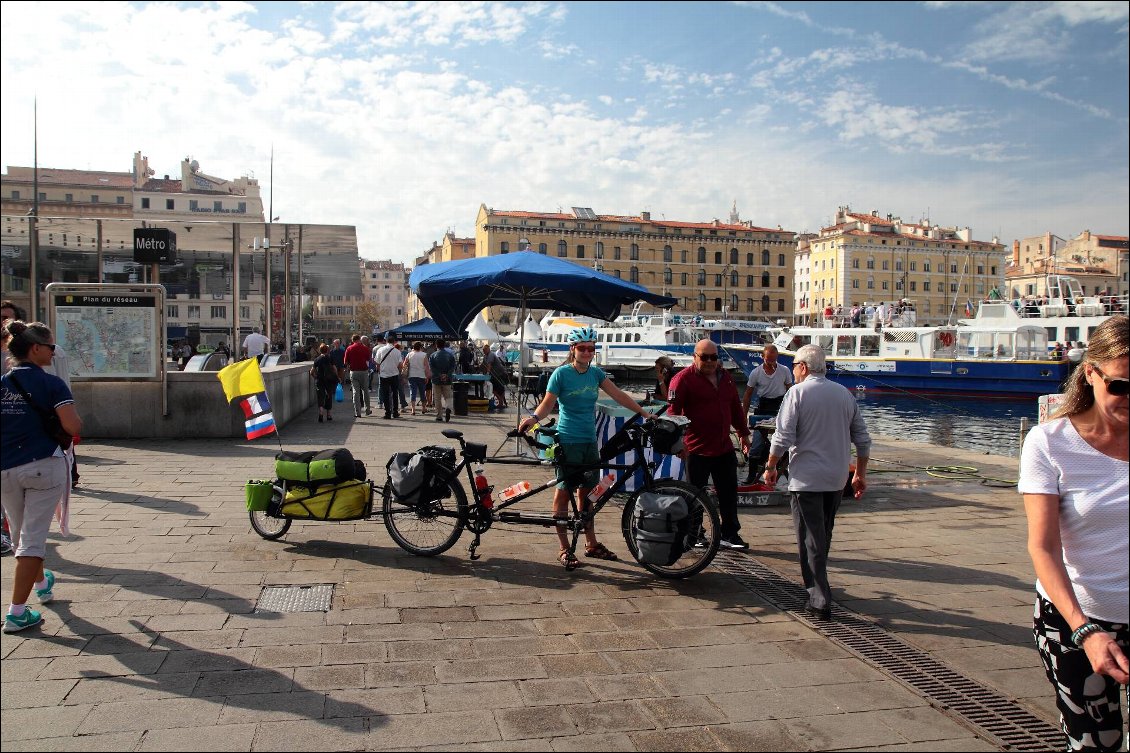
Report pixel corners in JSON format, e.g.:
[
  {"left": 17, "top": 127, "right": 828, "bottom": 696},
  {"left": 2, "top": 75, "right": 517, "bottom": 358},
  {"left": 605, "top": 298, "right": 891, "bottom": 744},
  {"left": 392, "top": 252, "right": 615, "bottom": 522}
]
[
  {"left": 1005, "top": 230, "right": 1126, "bottom": 299},
  {"left": 798, "top": 207, "right": 1006, "bottom": 326},
  {"left": 474, "top": 204, "right": 794, "bottom": 329}
]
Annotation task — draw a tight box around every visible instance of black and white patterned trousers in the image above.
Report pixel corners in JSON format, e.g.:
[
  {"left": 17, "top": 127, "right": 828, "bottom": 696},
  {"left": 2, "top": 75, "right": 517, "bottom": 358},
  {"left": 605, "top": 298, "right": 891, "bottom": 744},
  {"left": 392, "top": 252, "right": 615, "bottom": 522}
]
[{"left": 1033, "top": 593, "right": 1129, "bottom": 752}]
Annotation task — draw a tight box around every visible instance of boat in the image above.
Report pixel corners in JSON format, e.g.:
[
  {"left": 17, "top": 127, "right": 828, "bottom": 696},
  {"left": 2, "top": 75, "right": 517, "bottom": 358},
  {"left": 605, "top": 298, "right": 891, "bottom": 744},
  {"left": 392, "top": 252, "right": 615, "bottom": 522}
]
[
  {"left": 694, "top": 316, "right": 775, "bottom": 345},
  {"left": 961, "top": 275, "right": 1126, "bottom": 348},
  {"left": 721, "top": 319, "right": 1070, "bottom": 397},
  {"left": 532, "top": 307, "right": 730, "bottom": 372}
]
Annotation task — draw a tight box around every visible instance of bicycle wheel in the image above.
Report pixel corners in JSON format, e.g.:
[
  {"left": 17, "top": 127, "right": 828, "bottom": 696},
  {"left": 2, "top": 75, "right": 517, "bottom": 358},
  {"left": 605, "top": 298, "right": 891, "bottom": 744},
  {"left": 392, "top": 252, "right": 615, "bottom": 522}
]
[
  {"left": 621, "top": 479, "right": 720, "bottom": 579},
  {"left": 381, "top": 477, "right": 468, "bottom": 556},
  {"left": 249, "top": 510, "right": 291, "bottom": 540}
]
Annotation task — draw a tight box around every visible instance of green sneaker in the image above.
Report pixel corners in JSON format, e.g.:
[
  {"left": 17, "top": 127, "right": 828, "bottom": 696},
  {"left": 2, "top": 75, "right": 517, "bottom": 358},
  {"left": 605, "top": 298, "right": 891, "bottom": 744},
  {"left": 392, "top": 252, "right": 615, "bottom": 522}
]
[
  {"left": 35, "top": 570, "right": 54, "bottom": 604},
  {"left": 3, "top": 608, "right": 44, "bottom": 633}
]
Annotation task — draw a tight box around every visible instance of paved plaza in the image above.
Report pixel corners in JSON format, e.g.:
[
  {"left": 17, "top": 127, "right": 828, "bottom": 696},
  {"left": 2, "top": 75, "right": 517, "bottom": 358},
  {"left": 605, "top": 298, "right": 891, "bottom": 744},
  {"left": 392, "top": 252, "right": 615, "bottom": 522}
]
[{"left": 1, "top": 405, "right": 1061, "bottom": 751}]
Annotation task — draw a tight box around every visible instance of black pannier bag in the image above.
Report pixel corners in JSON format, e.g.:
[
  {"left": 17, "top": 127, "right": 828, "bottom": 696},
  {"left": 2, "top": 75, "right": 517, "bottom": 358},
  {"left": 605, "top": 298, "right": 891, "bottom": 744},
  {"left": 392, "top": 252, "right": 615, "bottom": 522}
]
[
  {"left": 649, "top": 417, "right": 687, "bottom": 456},
  {"left": 387, "top": 446, "right": 455, "bottom": 505},
  {"left": 633, "top": 491, "right": 691, "bottom": 566}
]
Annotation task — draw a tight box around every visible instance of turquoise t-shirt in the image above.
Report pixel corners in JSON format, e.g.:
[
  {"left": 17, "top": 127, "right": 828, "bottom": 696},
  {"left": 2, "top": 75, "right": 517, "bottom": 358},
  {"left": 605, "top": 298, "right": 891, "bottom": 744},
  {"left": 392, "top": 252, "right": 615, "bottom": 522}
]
[{"left": 546, "top": 363, "right": 607, "bottom": 443}]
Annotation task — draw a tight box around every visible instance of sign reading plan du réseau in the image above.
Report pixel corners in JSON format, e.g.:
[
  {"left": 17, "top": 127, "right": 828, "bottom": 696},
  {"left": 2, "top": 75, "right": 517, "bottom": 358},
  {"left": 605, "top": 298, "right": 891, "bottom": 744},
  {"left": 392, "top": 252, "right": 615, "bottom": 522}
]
[{"left": 133, "top": 227, "right": 177, "bottom": 264}]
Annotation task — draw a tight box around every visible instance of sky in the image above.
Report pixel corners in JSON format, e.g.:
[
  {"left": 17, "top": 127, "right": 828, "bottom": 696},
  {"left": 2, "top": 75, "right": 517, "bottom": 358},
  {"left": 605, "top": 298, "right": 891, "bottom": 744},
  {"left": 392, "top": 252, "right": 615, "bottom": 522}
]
[{"left": 1, "top": 1, "right": 1127, "bottom": 264}]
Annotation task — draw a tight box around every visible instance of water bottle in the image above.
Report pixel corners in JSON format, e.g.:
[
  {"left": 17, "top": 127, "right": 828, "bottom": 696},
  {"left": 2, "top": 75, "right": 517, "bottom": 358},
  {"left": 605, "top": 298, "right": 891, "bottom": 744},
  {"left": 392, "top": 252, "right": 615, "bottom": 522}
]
[
  {"left": 498, "top": 480, "right": 531, "bottom": 502},
  {"left": 474, "top": 469, "right": 494, "bottom": 509},
  {"left": 587, "top": 472, "right": 616, "bottom": 502}
]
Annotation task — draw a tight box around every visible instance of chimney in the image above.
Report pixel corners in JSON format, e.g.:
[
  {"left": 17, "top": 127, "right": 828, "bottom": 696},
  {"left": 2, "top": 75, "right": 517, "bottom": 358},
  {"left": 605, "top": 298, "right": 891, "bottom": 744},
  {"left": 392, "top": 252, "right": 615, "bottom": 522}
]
[
  {"left": 1012, "top": 240, "right": 1020, "bottom": 267},
  {"left": 641, "top": 211, "right": 650, "bottom": 221}
]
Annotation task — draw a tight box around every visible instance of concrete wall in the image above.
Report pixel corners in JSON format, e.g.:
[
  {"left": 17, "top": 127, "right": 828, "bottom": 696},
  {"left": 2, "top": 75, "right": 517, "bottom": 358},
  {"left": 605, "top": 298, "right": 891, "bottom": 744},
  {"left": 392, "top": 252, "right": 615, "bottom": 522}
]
[{"left": 70, "top": 364, "right": 314, "bottom": 439}]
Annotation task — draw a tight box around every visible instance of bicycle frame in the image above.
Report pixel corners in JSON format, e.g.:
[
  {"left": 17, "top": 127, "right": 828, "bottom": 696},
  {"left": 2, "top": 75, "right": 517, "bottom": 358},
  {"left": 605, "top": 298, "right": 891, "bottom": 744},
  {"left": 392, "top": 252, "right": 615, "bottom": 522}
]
[{"left": 440, "top": 417, "right": 657, "bottom": 559}]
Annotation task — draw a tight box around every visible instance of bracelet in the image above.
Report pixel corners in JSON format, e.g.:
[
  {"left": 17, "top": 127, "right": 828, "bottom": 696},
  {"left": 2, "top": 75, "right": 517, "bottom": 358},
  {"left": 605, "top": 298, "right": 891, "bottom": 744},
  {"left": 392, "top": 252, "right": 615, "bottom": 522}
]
[{"left": 1071, "top": 622, "right": 1104, "bottom": 647}]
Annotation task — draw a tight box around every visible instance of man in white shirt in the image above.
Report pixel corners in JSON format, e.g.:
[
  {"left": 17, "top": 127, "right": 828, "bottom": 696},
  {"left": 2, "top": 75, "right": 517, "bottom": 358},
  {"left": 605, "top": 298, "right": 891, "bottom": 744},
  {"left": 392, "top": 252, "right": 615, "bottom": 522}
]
[
  {"left": 242, "top": 326, "right": 271, "bottom": 360},
  {"left": 373, "top": 337, "right": 404, "bottom": 419}
]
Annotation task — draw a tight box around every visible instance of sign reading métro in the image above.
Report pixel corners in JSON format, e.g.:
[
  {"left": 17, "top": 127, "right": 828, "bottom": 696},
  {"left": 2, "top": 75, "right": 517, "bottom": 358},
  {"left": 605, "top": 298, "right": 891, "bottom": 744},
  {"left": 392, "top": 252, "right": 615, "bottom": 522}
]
[{"left": 133, "top": 228, "right": 177, "bottom": 264}]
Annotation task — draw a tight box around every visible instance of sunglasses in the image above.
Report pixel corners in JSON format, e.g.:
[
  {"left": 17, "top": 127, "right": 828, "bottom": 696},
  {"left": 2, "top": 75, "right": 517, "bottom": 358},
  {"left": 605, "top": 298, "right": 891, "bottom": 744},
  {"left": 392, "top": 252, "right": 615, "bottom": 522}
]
[
  {"left": 695, "top": 353, "right": 719, "bottom": 361},
  {"left": 1091, "top": 364, "right": 1130, "bottom": 396},
  {"left": 573, "top": 345, "right": 596, "bottom": 352},
  {"left": 35, "top": 342, "right": 57, "bottom": 352}
]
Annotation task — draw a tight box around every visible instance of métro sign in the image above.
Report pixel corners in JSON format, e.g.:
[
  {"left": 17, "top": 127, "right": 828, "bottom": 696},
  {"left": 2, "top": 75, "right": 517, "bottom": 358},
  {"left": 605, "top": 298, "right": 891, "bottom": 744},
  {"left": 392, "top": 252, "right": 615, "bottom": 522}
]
[{"left": 133, "top": 228, "right": 177, "bottom": 264}]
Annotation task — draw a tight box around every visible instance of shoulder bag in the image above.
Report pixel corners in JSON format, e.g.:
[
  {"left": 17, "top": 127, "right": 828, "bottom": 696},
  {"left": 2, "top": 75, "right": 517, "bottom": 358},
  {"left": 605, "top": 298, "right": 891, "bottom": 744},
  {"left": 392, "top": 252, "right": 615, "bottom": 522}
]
[{"left": 7, "top": 373, "right": 73, "bottom": 451}]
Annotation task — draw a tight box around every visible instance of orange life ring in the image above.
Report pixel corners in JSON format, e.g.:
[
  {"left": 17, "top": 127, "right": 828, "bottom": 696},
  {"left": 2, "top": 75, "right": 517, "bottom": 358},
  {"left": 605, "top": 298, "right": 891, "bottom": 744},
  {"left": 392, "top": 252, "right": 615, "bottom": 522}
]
[{"left": 939, "top": 332, "right": 954, "bottom": 347}]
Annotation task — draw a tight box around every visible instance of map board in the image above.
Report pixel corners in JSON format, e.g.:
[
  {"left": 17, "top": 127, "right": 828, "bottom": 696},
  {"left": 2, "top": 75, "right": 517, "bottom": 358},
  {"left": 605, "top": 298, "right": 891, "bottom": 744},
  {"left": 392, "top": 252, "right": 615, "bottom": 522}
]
[{"left": 53, "top": 291, "right": 161, "bottom": 379}]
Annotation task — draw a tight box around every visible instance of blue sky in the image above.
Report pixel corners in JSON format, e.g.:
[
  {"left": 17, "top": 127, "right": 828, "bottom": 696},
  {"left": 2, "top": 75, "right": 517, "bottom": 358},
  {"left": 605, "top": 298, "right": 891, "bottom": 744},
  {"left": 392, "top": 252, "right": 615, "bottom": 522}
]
[{"left": 1, "top": 1, "right": 1126, "bottom": 263}]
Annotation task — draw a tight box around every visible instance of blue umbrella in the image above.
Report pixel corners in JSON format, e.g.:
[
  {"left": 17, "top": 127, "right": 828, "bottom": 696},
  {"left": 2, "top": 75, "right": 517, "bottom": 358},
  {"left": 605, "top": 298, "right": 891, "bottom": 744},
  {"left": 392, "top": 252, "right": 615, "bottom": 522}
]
[
  {"left": 411, "top": 251, "right": 677, "bottom": 427},
  {"left": 410, "top": 251, "right": 677, "bottom": 335}
]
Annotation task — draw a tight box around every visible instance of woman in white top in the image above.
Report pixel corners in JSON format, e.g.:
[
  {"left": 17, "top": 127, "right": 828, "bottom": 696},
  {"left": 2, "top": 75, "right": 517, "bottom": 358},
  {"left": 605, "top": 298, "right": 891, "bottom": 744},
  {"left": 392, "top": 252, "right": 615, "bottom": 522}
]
[
  {"left": 1019, "top": 314, "right": 1128, "bottom": 753},
  {"left": 404, "top": 341, "right": 431, "bottom": 415}
]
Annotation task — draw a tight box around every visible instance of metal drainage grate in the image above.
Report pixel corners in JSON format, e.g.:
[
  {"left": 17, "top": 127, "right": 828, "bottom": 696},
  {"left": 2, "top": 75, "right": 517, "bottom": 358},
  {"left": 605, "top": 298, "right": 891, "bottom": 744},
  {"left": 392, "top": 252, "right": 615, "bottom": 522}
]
[
  {"left": 256, "top": 584, "right": 334, "bottom": 613},
  {"left": 712, "top": 552, "right": 1061, "bottom": 753}
]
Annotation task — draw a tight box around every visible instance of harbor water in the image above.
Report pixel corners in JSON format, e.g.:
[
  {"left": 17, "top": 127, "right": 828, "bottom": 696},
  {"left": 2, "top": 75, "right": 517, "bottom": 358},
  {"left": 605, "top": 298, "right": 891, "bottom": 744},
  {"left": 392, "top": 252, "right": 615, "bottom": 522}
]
[{"left": 619, "top": 377, "right": 1040, "bottom": 458}]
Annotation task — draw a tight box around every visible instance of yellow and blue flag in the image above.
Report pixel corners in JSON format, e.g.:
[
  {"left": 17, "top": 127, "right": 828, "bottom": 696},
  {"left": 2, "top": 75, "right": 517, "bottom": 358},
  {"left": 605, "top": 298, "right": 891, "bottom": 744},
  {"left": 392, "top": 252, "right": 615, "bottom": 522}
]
[{"left": 217, "top": 357, "right": 267, "bottom": 404}]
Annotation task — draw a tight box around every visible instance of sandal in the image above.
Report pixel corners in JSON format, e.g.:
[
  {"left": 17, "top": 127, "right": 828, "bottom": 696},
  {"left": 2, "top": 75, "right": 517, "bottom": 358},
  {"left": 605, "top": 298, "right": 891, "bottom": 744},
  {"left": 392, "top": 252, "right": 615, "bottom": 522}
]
[
  {"left": 559, "top": 549, "right": 581, "bottom": 571},
  {"left": 584, "top": 542, "right": 618, "bottom": 561}
]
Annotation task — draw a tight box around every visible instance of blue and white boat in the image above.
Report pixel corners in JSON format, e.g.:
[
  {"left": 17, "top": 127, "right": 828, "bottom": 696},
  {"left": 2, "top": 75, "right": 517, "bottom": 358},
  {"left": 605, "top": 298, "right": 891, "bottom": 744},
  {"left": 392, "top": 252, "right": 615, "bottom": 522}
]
[{"left": 722, "top": 320, "right": 1070, "bottom": 397}]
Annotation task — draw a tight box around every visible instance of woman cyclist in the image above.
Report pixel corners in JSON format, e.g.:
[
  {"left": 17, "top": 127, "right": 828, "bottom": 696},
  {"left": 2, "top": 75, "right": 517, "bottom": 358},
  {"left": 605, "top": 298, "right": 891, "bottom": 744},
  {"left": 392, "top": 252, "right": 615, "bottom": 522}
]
[{"left": 519, "top": 326, "right": 651, "bottom": 569}]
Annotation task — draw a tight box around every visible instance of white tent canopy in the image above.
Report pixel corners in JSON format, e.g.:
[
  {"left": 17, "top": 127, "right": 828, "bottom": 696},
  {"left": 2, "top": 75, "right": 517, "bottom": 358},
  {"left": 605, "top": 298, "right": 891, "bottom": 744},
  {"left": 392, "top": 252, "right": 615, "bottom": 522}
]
[
  {"left": 466, "top": 312, "right": 500, "bottom": 342},
  {"left": 501, "top": 314, "right": 543, "bottom": 342}
]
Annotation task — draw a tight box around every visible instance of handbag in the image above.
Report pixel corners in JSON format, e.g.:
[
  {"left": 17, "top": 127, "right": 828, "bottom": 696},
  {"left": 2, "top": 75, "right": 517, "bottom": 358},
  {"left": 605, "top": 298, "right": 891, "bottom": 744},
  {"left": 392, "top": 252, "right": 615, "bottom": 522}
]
[
  {"left": 7, "top": 374, "right": 73, "bottom": 451},
  {"left": 334, "top": 382, "right": 344, "bottom": 402}
]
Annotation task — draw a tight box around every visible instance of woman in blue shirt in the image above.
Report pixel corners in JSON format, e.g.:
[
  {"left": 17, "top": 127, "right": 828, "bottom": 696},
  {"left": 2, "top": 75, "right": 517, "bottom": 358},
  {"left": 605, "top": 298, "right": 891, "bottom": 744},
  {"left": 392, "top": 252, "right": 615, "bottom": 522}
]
[
  {"left": 1, "top": 321, "right": 82, "bottom": 633},
  {"left": 519, "top": 327, "right": 651, "bottom": 569}
]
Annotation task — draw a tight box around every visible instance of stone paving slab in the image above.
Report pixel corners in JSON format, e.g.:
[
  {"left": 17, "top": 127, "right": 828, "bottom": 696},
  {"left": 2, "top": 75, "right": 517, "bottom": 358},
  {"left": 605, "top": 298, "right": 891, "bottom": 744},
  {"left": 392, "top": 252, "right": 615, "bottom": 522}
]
[{"left": 1, "top": 406, "right": 1060, "bottom": 750}]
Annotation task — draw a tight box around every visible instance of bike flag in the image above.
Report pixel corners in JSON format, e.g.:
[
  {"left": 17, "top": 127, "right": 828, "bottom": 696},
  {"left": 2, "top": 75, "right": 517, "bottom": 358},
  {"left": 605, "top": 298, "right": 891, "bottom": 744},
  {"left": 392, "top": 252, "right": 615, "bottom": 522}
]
[{"left": 217, "top": 357, "right": 267, "bottom": 403}]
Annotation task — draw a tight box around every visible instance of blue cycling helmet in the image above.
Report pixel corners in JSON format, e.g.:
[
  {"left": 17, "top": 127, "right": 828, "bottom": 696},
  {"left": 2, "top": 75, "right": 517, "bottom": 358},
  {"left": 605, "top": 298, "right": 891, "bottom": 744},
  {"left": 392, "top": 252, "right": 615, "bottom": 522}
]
[{"left": 567, "top": 326, "right": 599, "bottom": 344}]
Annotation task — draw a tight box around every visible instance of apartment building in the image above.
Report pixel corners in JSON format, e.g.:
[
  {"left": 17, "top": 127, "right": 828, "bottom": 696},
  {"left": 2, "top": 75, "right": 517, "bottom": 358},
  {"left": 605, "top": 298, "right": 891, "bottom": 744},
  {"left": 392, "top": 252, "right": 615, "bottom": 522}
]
[
  {"left": 1006, "top": 230, "right": 1127, "bottom": 299},
  {"left": 799, "top": 207, "right": 1006, "bottom": 325},
  {"left": 474, "top": 203, "right": 794, "bottom": 329}
]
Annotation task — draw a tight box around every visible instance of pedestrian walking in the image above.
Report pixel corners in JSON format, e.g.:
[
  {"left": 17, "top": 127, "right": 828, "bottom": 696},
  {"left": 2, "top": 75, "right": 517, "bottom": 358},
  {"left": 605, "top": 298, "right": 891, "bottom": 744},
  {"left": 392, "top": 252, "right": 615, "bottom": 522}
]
[
  {"left": 1020, "top": 315, "right": 1128, "bottom": 752},
  {"left": 1, "top": 321, "right": 83, "bottom": 634},
  {"left": 344, "top": 334, "right": 372, "bottom": 417},
  {"left": 428, "top": 339, "right": 457, "bottom": 423},
  {"left": 764, "top": 344, "right": 870, "bottom": 620},
  {"left": 373, "top": 337, "right": 404, "bottom": 420}
]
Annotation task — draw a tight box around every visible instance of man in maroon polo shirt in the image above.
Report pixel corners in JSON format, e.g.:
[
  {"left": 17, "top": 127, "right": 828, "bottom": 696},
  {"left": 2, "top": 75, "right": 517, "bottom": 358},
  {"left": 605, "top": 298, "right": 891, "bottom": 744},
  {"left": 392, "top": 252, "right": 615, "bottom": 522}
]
[
  {"left": 344, "top": 334, "right": 373, "bottom": 417},
  {"left": 667, "top": 339, "right": 752, "bottom": 550}
]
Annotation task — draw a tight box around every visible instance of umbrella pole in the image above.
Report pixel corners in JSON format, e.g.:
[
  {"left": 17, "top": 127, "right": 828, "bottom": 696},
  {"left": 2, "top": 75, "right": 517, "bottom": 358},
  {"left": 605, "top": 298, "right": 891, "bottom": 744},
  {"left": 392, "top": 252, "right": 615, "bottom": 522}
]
[{"left": 515, "top": 292, "right": 526, "bottom": 453}]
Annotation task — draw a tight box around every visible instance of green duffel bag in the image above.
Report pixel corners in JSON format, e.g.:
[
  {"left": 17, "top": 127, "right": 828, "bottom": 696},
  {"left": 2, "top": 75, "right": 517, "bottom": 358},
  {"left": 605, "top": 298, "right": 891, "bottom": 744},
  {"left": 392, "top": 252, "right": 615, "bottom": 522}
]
[
  {"left": 308, "top": 448, "right": 355, "bottom": 484},
  {"left": 275, "top": 450, "right": 317, "bottom": 483}
]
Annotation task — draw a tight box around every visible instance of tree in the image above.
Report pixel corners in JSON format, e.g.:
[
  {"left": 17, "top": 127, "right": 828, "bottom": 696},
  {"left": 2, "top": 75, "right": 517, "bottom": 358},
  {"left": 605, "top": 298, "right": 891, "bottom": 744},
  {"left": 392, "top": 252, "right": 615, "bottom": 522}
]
[{"left": 354, "top": 301, "right": 387, "bottom": 335}]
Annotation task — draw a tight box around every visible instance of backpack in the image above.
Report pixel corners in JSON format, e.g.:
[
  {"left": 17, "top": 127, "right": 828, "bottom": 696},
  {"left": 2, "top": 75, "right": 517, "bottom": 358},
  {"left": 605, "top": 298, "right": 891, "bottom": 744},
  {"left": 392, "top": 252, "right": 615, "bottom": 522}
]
[
  {"left": 633, "top": 491, "right": 691, "bottom": 566},
  {"left": 315, "top": 357, "right": 337, "bottom": 385}
]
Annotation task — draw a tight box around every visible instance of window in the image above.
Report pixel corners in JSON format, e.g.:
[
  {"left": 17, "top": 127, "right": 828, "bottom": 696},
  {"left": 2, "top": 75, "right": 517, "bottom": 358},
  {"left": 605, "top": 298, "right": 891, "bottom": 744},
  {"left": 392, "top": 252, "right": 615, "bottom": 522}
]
[
  {"left": 187, "top": 305, "right": 200, "bottom": 319},
  {"left": 730, "top": 271, "right": 738, "bottom": 287},
  {"left": 924, "top": 281, "right": 931, "bottom": 291},
  {"left": 761, "top": 250, "right": 770, "bottom": 265},
  {"left": 166, "top": 199, "right": 175, "bottom": 210},
  {"left": 730, "top": 248, "right": 738, "bottom": 265},
  {"left": 761, "top": 272, "right": 770, "bottom": 287},
  {"left": 664, "top": 267, "right": 672, "bottom": 284},
  {"left": 64, "top": 193, "right": 73, "bottom": 202},
  {"left": 951, "top": 264, "right": 958, "bottom": 274},
  {"left": 777, "top": 276, "right": 785, "bottom": 288},
  {"left": 778, "top": 253, "right": 786, "bottom": 266},
  {"left": 681, "top": 272, "right": 688, "bottom": 285},
  {"left": 697, "top": 269, "right": 706, "bottom": 285},
  {"left": 630, "top": 244, "right": 639, "bottom": 260},
  {"left": 663, "top": 245, "right": 672, "bottom": 262},
  {"left": 852, "top": 280, "right": 860, "bottom": 289},
  {"left": 91, "top": 194, "right": 100, "bottom": 203},
  {"left": 576, "top": 244, "right": 585, "bottom": 259},
  {"left": 210, "top": 306, "right": 226, "bottom": 319},
  {"left": 557, "top": 240, "right": 567, "bottom": 257},
  {"left": 697, "top": 293, "right": 706, "bottom": 309},
  {"left": 538, "top": 243, "right": 547, "bottom": 254},
  {"left": 895, "top": 260, "right": 903, "bottom": 271},
  {"left": 681, "top": 250, "right": 687, "bottom": 263},
  {"left": 213, "top": 200, "right": 223, "bottom": 211},
  {"left": 761, "top": 294, "right": 771, "bottom": 312},
  {"left": 747, "top": 253, "right": 754, "bottom": 265},
  {"left": 866, "top": 258, "right": 875, "bottom": 269},
  {"left": 910, "top": 261, "right": 917, "bottom": 271},
  {"left": 991, "top": 266, "right": 997, "bottom": 275},
  {"left": 852, "top": 258, "right": 859, "bottom": 269},
  {"left": 867, "top": 280, "right": 874, "bottom": 290},
  {"left": 950, "top": 283, "right": 958, "bottom": 293},
  {"left": 167, "top": 305, "right": 178, "bottom": 318},
  {"left": 746, "top": 275, "right": 754, "bottom": 286},
  {"left": 614, "top": 246, "right": 621, "bottom": 260},
  {"left": 499, "top": 241, "right": 509, "bottom": 253},
  {"left": 977, "top": 265, "right": 984, "bottom": 275},
  {"left": 596, "top": 242, "right": 604, "bottom": 259},
  {"left": 923, "top": 261, "right": 931, "bottom": 272},
  {"left": 881, "top": 260, "right": 889, "bottom": 270},
  {"left": 714, "top": 274, "right": 722, "bottom": 287},
  {"left": 238, "top": 201, "right": 246, "bottom": 213},
  {"left": 10, "top": 190, "right": 18, "bottom": 200},
  {"left": 697, "top": 247, "right": 706, "bottom": 264},
  {"left": 630, "top": 266, "right": 638, "bottom": 283},
  {"left": 882, "top": 281, "right": 889, "bottom": 290},
  {"left": 240, "top": 306, "right": 250, "bottom": 319}
]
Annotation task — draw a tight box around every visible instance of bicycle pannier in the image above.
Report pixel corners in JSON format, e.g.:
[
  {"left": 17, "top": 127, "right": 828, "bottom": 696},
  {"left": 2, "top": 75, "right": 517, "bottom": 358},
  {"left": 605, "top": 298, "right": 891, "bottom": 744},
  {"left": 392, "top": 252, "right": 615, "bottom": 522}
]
[
  {"left": 387, "top": 446, "right": 454, "bottom": 506},
  {"left": 633, "top": 491, "right": 690, "bottom": 566},
  {"left": 649, "top": 418, "right": 686, "bottom": 456}
]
